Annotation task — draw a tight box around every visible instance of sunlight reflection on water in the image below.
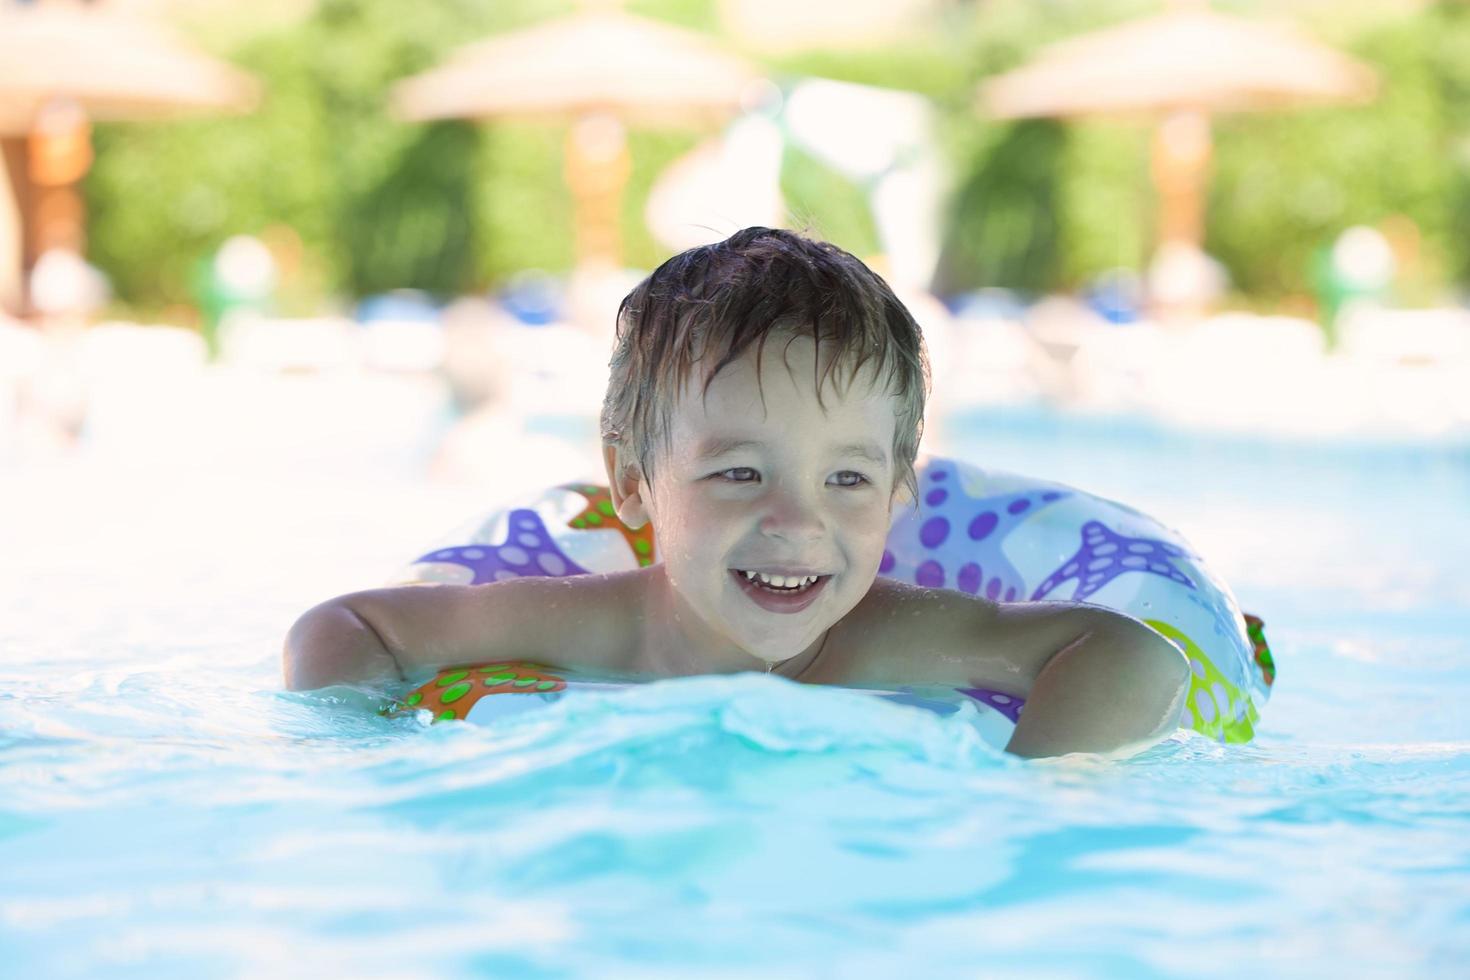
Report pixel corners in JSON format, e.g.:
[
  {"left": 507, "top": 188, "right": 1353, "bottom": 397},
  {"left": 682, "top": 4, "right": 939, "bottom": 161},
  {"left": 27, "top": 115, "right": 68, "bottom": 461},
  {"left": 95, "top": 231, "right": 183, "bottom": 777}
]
[{"left": 2, "top": 373, "right": 1467, "bottom": 977}]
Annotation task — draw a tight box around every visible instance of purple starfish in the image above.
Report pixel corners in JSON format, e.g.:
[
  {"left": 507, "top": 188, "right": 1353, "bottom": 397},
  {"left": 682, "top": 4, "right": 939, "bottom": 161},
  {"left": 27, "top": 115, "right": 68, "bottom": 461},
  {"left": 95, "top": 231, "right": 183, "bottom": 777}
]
[
  {"left": 1031, "top": 520, "right": 1194, "bottom": 602},
  {"left": 414, "top": 508, "right": 590, "bottom": 585},
  {"left": 958, "top": 687, "right": 1025, "bottom": 724}
]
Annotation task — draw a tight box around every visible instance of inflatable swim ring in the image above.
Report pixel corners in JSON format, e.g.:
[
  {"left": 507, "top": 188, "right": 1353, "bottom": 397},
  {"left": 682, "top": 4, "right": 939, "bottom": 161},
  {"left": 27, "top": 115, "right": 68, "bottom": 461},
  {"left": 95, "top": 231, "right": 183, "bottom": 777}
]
[{"left": 385, "top": 455, "right": 1274, "bottom": 750}]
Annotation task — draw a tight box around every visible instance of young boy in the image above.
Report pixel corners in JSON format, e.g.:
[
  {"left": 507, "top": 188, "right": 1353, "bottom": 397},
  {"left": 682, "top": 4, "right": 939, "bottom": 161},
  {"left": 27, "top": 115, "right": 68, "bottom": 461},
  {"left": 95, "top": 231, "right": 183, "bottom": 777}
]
[{"left": 283, "top": 228, "right": 1189, "bottom": 758}]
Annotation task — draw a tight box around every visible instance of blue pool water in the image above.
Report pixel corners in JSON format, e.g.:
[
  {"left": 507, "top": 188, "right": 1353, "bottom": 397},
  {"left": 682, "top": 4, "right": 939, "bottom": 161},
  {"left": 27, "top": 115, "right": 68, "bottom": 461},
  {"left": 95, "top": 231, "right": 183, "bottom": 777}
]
[{"left": 3, "top": 376, "right": 1468, "bottom": 977}]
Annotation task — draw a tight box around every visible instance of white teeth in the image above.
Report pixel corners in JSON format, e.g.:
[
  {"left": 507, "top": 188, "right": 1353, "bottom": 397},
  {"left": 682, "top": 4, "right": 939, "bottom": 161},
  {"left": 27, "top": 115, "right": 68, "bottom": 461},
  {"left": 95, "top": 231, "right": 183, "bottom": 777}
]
[{"left": 740, "top": 570, "right": 819, "bottom": 590}]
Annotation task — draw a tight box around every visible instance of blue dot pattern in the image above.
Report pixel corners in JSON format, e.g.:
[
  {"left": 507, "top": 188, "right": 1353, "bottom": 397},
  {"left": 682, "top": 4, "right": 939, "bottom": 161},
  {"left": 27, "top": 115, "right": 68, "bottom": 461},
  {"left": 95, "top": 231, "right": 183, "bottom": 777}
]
[
  {"left": 875, "top": 459, "right": 1079, "bottom": 720},
  {"left": 881, "top": 458, "right": 1071, "bottom": 603},
  {"left": 1030, "top": 520, "right": 1195, "bottom": 602},
  {"left": 413, "top": 508, "right": 590, "bottom": 585}
]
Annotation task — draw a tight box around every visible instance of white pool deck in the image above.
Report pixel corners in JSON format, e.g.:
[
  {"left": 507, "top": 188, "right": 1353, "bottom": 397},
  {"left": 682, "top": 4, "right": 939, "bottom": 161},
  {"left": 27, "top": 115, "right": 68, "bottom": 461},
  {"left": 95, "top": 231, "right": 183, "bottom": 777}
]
[{"left": 2, "top": 300, "right": 1468, "bottom": 473}]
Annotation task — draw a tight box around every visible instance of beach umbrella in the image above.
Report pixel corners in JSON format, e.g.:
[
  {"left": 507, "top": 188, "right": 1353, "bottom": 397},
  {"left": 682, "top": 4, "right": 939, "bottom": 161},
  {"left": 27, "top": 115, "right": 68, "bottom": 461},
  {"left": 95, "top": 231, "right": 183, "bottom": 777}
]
[
  {"left": 976, "top": 3, "right": 1377, "bottom": 253},
  {"left": 0, "top": 1, "right": 259, "bottom": 133},
  {"left": 391, "top": 2, "right": 761, "bottom": 267},
  {"left": 0, "top": 1, "right": 260, "bottom": 312}
]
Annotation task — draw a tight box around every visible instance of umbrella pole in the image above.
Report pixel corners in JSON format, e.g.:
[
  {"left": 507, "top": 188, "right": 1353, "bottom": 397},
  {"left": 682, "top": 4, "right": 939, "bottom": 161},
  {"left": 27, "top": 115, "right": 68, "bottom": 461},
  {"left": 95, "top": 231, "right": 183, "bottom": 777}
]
[
  {"left": 1147, "top": 109, "right": 1220, "bottom": 322},
  {"left": 0, "top": 137, "right": 28, "bottom": 315},
  {"left": 1150, "top": 109, "right": 1211, "bottom": 250},
  {"left": 564, "top": 113, "right": 631, "bottom": 269},
  {"left": 2, "top": 103, "right": 95, "bottom": 318}
]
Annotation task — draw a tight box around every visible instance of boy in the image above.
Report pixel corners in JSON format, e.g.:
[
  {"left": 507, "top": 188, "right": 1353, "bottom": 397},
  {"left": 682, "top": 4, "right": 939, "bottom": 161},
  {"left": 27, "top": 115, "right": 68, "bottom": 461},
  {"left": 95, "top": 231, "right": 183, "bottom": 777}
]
[{"left": 284, "top": 228, "right": 1189, "bottom": 759}]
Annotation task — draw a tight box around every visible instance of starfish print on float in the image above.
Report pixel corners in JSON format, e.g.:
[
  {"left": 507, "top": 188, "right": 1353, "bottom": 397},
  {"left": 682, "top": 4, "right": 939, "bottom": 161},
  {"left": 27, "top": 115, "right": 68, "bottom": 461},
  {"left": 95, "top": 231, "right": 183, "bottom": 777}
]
[
  {"left": 880, "top": 459, "right": 1071, "bottom": 602},
  {"left": 414, "top": 508, "right": 591, "bottom": 584},
  {"left": 1031, "top": 520, "right": 1195, "bottom": 603}
]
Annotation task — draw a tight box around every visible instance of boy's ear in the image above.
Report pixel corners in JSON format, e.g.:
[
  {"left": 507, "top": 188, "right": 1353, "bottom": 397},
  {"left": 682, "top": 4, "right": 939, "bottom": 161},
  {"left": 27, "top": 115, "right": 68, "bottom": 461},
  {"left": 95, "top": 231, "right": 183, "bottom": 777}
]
[{"left": 602, "top": 443, "right": 651, "bottom": 530}]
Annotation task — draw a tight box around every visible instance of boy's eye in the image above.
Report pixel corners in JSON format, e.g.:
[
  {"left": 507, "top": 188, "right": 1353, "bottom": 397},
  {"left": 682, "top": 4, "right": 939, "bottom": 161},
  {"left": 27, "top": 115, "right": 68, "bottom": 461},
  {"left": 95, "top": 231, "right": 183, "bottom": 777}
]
[{"left": 714, "top": 467, "right": 864, "bottom": 484}]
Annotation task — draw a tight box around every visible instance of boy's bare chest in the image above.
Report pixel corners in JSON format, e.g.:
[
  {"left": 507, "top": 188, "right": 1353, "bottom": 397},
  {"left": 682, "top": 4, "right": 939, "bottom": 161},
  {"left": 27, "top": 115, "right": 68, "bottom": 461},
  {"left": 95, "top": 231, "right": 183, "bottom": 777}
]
[{"left": 531, "top": 573, "right": 974, "bottom": 688}]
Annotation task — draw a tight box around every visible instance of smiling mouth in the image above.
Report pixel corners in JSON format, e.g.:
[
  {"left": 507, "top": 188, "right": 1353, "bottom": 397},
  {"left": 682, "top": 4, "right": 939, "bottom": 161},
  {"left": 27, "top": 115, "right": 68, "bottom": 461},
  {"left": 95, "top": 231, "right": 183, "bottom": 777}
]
[
  {"left": 728, "top": 569, "right": 833, "bottom": 614},
  {"left": 732, "top": 569, "right": 828, "bottom": 594}
]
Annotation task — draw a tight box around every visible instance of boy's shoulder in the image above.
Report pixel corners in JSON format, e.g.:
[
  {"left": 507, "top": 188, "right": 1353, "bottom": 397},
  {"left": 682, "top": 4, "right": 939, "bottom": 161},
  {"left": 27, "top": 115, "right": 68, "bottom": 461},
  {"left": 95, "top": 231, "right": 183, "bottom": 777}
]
[
  {"left": 406, "top": 569, "right": 648, "bottom": 677},
  {"left": 810, "top": 579, "right": 1145, "bottom": 692},
  {"left": 517, "top": 569, "right": 648, "bottom": 673}
]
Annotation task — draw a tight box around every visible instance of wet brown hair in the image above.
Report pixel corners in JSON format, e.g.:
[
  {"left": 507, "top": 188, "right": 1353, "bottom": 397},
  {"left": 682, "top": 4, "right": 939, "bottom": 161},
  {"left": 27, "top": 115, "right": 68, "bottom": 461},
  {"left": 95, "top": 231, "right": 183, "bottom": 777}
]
[{"left": 600, "top": 227, "right": 930, "bottom": 500}]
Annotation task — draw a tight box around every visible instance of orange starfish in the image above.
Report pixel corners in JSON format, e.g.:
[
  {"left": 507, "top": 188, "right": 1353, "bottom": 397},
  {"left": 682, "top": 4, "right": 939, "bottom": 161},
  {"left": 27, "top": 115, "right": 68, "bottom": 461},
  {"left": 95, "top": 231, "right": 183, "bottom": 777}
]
[
  {"left": 383, "top": 661, "right": 569, "bottom": 722},
  {"left": 560, "top": 482, "right": 657, "bottom": 568}
]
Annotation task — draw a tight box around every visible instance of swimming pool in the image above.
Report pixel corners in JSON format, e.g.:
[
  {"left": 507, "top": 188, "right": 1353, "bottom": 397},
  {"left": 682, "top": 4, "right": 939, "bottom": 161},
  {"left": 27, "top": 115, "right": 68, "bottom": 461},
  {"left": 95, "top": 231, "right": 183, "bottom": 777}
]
[{"left": 3, "top": 374, "right": 1467, "bottom": 977}]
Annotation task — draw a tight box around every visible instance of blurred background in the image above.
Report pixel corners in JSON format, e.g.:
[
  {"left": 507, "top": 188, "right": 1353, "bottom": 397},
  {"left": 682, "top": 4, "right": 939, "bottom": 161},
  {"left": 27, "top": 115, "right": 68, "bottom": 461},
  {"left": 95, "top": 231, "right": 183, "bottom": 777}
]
[
  {"left": 3, "top": 0, "right": 1468, "bottom": 483},
  {"left": 8, "top": 6, "right": 1470, "bottom": 972}
]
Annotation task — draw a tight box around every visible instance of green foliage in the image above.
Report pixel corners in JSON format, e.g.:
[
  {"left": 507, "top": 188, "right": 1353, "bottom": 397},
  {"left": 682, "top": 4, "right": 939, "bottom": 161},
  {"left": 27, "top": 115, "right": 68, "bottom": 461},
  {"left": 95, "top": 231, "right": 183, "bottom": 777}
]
[
  {"left": 1056, "top": 123, "right": 1151, "bottom": 287},
  {"left": 777, "top": 142, "right": 881, "bottom": 259},
  {"left": 622, "top": 128, "right": 705, "bottom": 272},
  {"left": 85, "top": 0, "right": 570, "bottom": 313},
  {"left": 931, "top": 0, "right": 1157, "bottom": 295},
  {"left": 1430, "top": 1, "right": 1470, "bottom": 288},
  {"left": 629, "top": 0, "right": 721, "bottom": 34},
  {"left": 85, "top": 26, "right": 333, "bottom": 313},
  {"left": 475, "top": 123, "right": 576, "bottom": 281},
  {"left": 1207, "top": 6, "right": 1468, "bottom": 301},
  {"left": 937, "top": 0, "right": 1470, "bottom": 301},
  {"left": 81, "top": 0, "right": 1470, "bottom": 315},
  {"left": 932, "top": 120, "right": 1065, "bottom": 295}
]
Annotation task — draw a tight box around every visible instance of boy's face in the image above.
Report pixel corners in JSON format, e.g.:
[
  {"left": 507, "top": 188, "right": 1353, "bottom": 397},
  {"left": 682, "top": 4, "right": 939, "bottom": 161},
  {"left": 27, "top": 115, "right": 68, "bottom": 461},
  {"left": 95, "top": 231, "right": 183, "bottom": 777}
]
[{"left": 611, "top": 334, "right": 905, "bottom": 668}]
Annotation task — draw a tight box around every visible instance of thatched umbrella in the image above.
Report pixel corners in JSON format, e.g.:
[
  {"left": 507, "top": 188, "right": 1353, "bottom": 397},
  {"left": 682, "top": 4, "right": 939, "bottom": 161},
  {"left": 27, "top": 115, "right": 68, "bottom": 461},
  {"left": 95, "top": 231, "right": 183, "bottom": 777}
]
[
  {"left": 977, "top": 3, "right": 1377, "bottom": 255},
  {"left": 0, "top": 0, "right": 259, "bottom": 313},
  {"left": 391, "top": 3, "right": 760, "bottom": 267}
]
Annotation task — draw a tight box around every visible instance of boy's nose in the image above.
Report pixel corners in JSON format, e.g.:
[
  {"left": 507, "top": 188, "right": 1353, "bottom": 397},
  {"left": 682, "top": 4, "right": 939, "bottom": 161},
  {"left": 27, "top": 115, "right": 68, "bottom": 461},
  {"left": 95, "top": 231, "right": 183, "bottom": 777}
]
[{"left": 758, "top": 487, "right": 826, "bottom": 542}]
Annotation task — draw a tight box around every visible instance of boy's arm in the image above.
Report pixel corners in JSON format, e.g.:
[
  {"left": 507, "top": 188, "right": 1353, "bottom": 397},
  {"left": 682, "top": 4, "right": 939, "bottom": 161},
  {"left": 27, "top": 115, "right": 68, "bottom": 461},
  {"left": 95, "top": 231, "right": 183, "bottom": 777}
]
[
  {"left": 998, "top": 609, "right": 1190, "bottom": 759},
  {"left": 837, "top": 585, "right": 1190, "bottom": 758},
  {"left": 282, "top": 576, "right": 629, "bottom": 691},
  {"left": 283, "top": 596, "right": 408, "bottom": 691}
]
